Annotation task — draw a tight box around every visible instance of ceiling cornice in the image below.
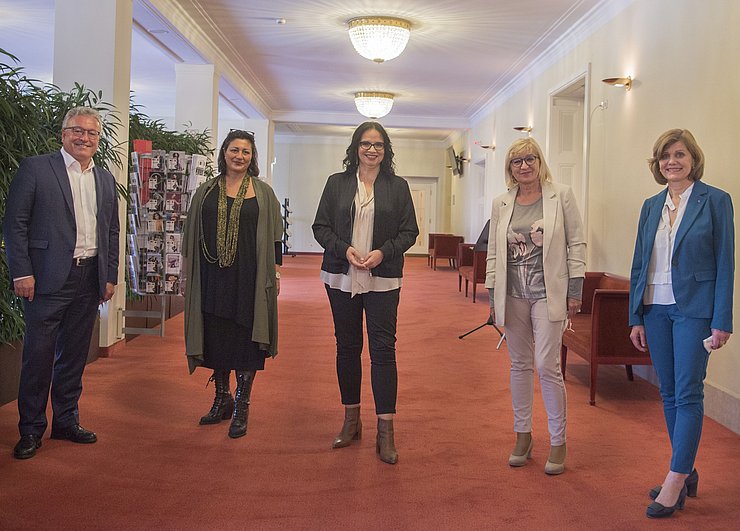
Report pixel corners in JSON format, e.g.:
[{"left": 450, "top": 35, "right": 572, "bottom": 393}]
[
  {"left": 140, "top": 0, "right": 272, "bottom": 119},
  {"left": 470, "top": 0, "right": 635, "bottom": 125}
]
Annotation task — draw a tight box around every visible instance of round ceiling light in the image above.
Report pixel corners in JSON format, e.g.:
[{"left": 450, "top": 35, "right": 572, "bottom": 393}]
[
  {"left": 354, "top": 92, "right": 394, "bottom": 119},
  {"left": 348, "top": 17, "right": 411, "bottom": 63}
]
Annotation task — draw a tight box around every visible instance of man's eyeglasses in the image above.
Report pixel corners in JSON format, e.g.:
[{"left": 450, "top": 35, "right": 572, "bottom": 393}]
[
  {"left": 359, "top": 141, "right": 385, "bottom": 151},
  {"left": 510, "top": 155, "right": 539, "bottom": 168},
  {"left": 63, "top": 127, "right": 101, "bottom": 139}
]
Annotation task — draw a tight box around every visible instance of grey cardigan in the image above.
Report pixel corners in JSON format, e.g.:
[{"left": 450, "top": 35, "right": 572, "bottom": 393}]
[{"left": 182, "top": 176, "right": 283, "bottom": 374}]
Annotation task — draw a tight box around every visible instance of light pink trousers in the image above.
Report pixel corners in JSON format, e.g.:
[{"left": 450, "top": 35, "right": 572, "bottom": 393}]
[{"left": 504, "top": 296, "right": 567, "bottom": 445}]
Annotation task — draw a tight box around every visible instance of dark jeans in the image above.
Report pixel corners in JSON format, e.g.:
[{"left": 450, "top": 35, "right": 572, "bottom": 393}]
[
  {"left": 18, "top": 261, "right": 100, "bottom": 436},
  {"left": 325, "top": 286, "right": 400, "bottom": 415}
]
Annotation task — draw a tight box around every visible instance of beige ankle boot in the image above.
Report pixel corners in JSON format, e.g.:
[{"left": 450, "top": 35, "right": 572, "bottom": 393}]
[
  {"left": 545, "top": 443, "right": 566, "bottom": 475},
  {"left": 508, "top": 432, "right": 533, "bottom": 467},
  {"left": 332, "top": 406, "right": 362, "bottom": 449}
]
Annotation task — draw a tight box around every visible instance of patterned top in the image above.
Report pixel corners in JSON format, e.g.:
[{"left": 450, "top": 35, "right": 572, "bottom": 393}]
[{"left": 506, "top": 197, "right": 545, "bottom": 299}]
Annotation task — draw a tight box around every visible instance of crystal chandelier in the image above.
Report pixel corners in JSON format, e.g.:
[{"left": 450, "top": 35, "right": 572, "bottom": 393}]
[
  {"left": 354, "top": 92, "right": 394, "bottom": 119},
  {"left": 347, "top": 17, "right": 411, "bottom": 63}
]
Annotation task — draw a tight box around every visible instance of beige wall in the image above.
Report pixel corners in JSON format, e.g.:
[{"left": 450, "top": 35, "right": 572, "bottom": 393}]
[{"left": 466, "top": 0, "right": 739, "bottom": 425}]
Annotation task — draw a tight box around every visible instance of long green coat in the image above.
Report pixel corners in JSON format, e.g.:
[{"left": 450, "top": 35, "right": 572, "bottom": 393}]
[{"left": 182, "top": 176, "right": 283, "bottom": 374}]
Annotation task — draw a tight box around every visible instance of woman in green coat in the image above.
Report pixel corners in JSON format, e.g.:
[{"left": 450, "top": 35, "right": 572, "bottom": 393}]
[{"left": 182, "top": 130, "right": 283, "bottom": 439}]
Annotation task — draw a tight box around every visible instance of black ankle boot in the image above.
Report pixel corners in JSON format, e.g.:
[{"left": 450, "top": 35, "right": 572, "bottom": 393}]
[
  {"left": 199, "top": 370, "right": 234, "bottom": 425},
  {"left": 229, "top": 371, "right": 255, "bottom": 439}
]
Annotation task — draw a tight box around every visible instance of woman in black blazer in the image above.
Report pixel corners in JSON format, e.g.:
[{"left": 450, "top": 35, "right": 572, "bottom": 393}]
[{"left": 312, "top": 122, "right": 418, "bottom": 464}]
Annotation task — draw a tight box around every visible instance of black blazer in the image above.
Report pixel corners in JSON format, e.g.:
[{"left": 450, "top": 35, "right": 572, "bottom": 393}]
[
  {"left": 3, "top": 151, "right": 120, "bottom": 297},
  {"left": 312, "top": 169, "right": 419, "bottom": 278}
]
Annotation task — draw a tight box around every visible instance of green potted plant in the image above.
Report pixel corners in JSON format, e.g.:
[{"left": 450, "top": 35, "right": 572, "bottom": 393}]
[
  {"left": 0, "top": 48, "right": 127, "bottom": 404},
  {"left": 0, "top": 48, "right": 123, "bottom": 348}
]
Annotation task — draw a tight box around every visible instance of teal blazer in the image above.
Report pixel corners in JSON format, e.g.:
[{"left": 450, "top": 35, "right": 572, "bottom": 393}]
[{"left": 629, "top": 180, "right": 734, "bottom": 332}]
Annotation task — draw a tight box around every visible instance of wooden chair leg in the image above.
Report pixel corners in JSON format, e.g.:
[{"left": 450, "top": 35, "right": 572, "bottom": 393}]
[
  {"left": 472, "top": 281, "right": 477, "bottom": 303},
  {"left": 458, "top": 275, "right": 462, "bottom": 292},
  {"left": 433, "top": 257, "right": 436, "bottom": 271},
  {"left": 464, "top": 279, "right": 469, "bottom": 297},
  {"left": 625, "top": 364, "right": 634, "bottom": 381},
  {"left": 589, "top": 361, "right": 598, "bottom": 406}
]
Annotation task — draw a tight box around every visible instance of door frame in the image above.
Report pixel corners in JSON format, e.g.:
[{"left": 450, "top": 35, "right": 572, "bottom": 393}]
[
  {"left": 546, "top": 64, "right": 592, "bottom": 230},
  {"left": 405, "top": 176, "right": 439, "bottom": 255}
]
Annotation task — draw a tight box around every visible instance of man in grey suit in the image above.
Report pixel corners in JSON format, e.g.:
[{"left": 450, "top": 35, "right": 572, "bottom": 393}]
[{"left": 3, "top": 107, "right": 119, "bottom": 459}]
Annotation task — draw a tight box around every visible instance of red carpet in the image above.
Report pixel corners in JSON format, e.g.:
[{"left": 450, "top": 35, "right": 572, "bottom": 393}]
[{"left": 1, "top": 255, "right": 738, "bottom": 530}]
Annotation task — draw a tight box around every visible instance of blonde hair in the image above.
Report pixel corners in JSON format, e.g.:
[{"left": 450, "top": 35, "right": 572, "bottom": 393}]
[
  {"left": 504, "top": 137, "right": 553, "bottom": 188},
  {"left": 648, "top": 129, "right": 704, "bottom": 185}
]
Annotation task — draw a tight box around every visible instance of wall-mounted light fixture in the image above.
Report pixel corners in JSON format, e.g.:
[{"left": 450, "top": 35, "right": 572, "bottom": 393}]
[
  {"left": 601, "top": 76, "right": 632, "bottom": 91},
  {"left": 474, "top": 141, "right": 495, "bottom": 150},
  {"left": 513, "top": 126, "right": 533, "bottom": 134}
]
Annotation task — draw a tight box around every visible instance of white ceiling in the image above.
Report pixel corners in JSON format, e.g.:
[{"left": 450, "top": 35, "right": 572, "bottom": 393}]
[{"left": 0, "top": 0, "right": 609, "bottom": 142}]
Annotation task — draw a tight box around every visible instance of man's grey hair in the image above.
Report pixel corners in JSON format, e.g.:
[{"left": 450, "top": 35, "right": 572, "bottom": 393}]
[{"left": 62, "top": 107, "right": 102, "bottom": 130}]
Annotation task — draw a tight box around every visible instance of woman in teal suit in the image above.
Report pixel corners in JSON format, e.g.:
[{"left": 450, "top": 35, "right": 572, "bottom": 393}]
[{"left": 629, "top": 129, "right": 734, "bottom": 519}]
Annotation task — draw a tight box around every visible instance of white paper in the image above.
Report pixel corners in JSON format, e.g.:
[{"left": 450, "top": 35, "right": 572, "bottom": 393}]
[{"left": 703, "top": 336, "right": 713, "bottom": 354}]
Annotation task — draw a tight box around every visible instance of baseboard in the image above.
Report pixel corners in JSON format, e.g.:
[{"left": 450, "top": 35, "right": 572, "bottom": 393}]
[
  {"left": 99, "top": 338, "right": 126, "bottom": 358},
  {"left": 283, "top": 251, "right": 322, "bottom": 256},
  {"left": 704, "top": 384, "right": 740, "bottom": 434},
  {"left": 633, "top": 366, "right": 740, "bottom": 434}
]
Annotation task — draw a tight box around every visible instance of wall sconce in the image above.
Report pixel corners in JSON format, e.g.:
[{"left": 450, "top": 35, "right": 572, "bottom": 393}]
[
  {"left": 602, "top": 76, "right": 632, "bottom": 91},
  {"left": 474, "top": 140, "right": 495, "bottom": 150},
  {"left": 513, "top": 126, "right": 532, "bottom": 134}
]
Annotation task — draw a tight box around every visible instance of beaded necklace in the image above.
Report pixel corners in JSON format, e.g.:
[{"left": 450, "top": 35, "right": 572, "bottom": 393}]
[{"left": 200, "top": 174, "right": 251, "bottom": 267}]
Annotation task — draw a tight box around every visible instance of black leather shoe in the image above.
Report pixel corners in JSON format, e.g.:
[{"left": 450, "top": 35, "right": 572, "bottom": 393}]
[
  {"left": 13, "top": 435, "right": 42, "bottom": 459},
  {"left": 50, "top": 424, "right": 97, "bottom": 444},
  {"left": 649, "top": 469, "right": 698, "bottom": 500},
  {"left": 646, "top": 485, "right": 688, "bottom": 518}
]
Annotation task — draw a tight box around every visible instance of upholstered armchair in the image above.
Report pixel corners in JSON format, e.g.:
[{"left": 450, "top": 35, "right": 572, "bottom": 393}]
[
  {"left": 457, "top": 243, "right": 475, "bottom": 292},
  {"left": 430, "top": 234, "right": 464, "bottom": 270}
]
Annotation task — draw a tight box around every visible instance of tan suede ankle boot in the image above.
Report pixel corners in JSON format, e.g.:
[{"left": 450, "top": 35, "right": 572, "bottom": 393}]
[{"left": 332, "top": 406, "right": 362, "bottom": 449}]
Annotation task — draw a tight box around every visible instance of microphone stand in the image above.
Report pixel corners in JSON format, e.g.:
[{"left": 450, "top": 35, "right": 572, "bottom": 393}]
[{"left": 458, "top": 315, "right": 506, "bottom": 349}]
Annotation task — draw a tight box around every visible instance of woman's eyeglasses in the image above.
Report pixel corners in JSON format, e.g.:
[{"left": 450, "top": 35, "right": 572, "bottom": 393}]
[
  {"left": 229, "top": 128, "right": 255, "bottom": 137},
  {"left": 510, "top": 155, "right": 539, "bottom": 168},
  {"left": 359, "top": 141, "right": 385, "bottom": 151}
]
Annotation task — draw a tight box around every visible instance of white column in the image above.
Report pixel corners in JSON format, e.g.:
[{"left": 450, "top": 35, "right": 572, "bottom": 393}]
[
  {"left": 175, "top": 64, "right": 219, "bottom": 152},
  {"left": 53, "top": 0, "right": 132, "bottom": 350}
]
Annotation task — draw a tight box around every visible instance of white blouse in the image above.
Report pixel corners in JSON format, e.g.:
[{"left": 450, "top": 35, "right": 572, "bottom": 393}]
[
  {"left": 320, "top": 172, "right": 402, "bottom": 296},
  {"left": 643, "top": 183, "right": 694, "bottom": 305}
]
